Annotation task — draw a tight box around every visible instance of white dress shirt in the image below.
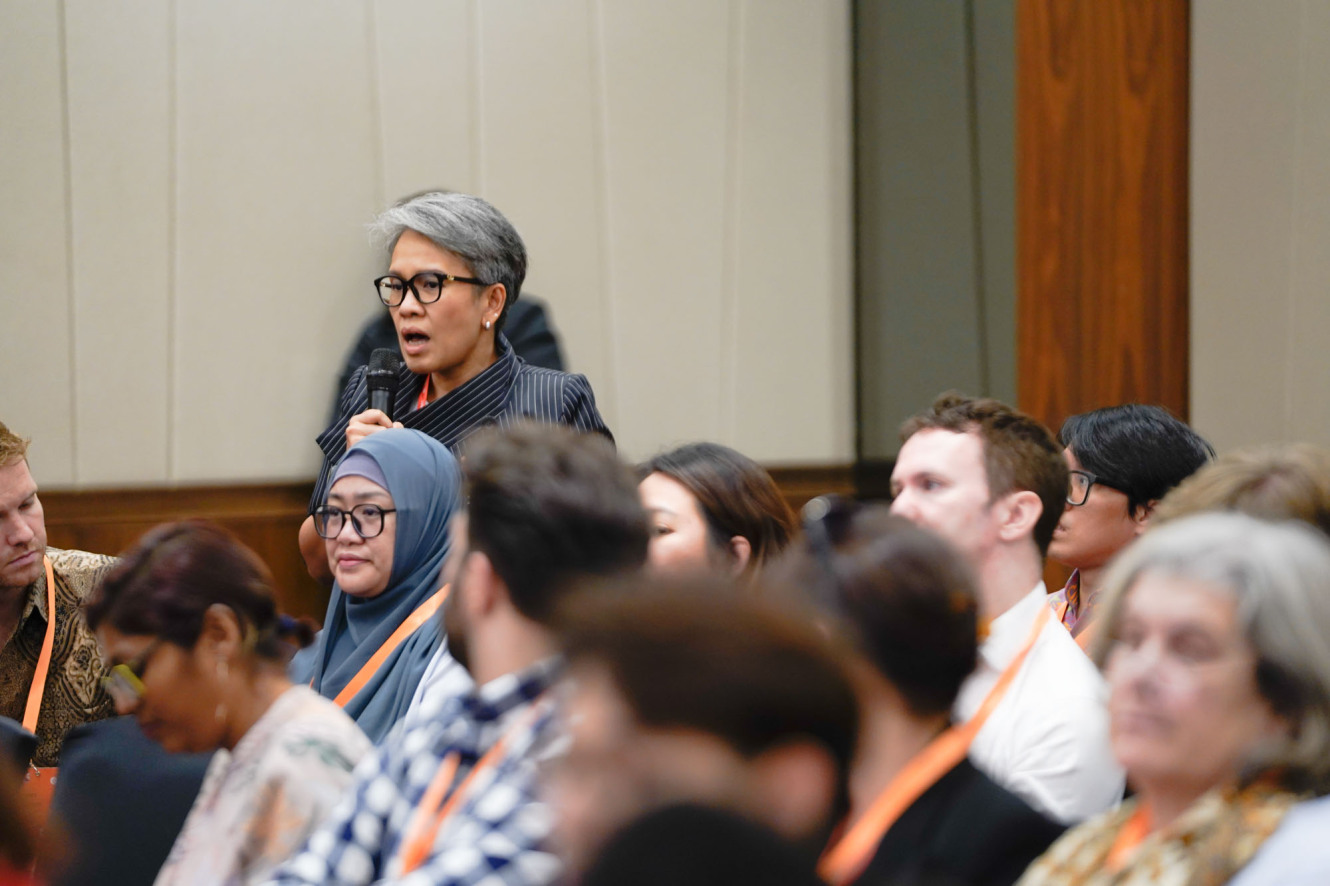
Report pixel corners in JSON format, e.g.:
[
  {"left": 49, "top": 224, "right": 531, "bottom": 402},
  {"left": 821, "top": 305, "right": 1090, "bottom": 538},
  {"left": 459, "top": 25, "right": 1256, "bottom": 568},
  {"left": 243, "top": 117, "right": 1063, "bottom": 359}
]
[
  {"left": 954, "top": 583, "right": 1124, "bottom": 823},
  {"left": 1228, "top": 795, "right": 1330, "bottom": 885}
]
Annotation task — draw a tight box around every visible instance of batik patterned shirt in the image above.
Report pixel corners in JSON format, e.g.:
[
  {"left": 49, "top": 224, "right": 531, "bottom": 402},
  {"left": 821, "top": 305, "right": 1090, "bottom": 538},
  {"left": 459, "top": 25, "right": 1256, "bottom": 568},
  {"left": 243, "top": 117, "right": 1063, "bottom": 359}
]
[{"left": 0, "top": 547, "right": 115, "bottom": 766}]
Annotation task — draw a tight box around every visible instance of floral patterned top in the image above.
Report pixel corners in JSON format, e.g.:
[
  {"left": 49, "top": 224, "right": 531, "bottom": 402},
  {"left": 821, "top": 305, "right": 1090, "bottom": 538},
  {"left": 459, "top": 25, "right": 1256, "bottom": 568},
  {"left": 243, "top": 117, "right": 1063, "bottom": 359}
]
[
  {"left": 1017, "top": 781, "right": 1302, "bottom": 886},
  {"left": 153, "top": 685, "right": 370, "bottom": 886}
]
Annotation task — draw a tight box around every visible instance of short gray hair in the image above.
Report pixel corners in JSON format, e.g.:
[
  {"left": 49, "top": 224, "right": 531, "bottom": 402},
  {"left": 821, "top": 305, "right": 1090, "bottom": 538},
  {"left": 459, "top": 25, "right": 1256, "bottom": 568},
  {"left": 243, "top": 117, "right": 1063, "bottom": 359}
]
[
  {"left": 1094, "top": 512, "right": 1330, "bottom": 792},
  {"left": 370, "top": 191, "right": 526, "bottom": 332}
]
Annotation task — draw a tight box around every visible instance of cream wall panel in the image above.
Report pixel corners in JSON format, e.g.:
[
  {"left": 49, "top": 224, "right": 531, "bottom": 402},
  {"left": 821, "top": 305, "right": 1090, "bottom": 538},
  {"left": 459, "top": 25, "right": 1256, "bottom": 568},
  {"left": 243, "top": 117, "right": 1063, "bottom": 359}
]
[
  {"left": 1287, "top": 1, "right": 1330, "bottom": 443},
  {"left": 477, "top": 0, "right": 614, "bottom": 428},
  {"left": 65, "top": 0, "right": 172, "bottom": 485},
  {"left": 172, "top": 0, "right": 381, "bottom": 482},
  {"left": 597, "top": 0, "right": 731, "bottom": 459},
  {"left": 730, "top": 0, "right": 853, "bottom": 462},
  {"left": 1192, "top": 1, "right": 1319, "bottom": 451},
  {"left": 3, "top": 0, "right": 855, "bottom": 488},
  {"left": 374, "top": 0, "right": 477, "bottom": 201},
  {"left": 0, "top": 0, "right": 75, "bottom": 485}
]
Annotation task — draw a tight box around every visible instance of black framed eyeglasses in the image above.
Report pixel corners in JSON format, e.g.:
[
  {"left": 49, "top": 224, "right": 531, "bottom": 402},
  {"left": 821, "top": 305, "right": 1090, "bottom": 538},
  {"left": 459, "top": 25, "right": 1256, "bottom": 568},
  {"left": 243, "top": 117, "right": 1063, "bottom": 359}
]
[
  {"left": 313, "top": 504, "right": 398, "bottom": 539},
  {"left": 374, "top": 272, "right": 490, "bottom": 307},
  {"left": 101, "top": 637, "right": 165, "bottom": 707},
  {"left": 1067, "top": 469, "right": 1124, "bottom": 507}
]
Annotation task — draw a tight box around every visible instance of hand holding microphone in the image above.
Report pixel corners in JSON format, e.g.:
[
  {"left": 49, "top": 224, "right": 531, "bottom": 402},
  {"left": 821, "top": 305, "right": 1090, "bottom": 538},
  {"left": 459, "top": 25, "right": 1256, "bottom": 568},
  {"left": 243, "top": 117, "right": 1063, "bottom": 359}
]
[{"left": 346, "top": 349, "right": 405, "bottom": 449}]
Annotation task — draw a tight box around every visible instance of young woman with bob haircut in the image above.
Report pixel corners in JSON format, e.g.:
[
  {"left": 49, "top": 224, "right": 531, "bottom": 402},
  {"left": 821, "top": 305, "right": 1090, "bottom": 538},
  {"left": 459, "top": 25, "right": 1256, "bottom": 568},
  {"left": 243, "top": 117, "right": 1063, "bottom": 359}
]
[{"left": 638, "top": 442, "right": 797, "bottom": 583}]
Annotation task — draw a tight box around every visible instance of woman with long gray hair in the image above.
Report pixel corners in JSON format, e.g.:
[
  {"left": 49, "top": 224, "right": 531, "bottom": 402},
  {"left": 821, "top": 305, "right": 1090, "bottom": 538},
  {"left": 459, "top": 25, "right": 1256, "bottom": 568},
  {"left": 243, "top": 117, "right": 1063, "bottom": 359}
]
[
  {"left": 299, "top": 191, "right": 611, "bottom": 583},
  {"left": 1019, "top": 512, "right": 1330, "bottom": 886}
]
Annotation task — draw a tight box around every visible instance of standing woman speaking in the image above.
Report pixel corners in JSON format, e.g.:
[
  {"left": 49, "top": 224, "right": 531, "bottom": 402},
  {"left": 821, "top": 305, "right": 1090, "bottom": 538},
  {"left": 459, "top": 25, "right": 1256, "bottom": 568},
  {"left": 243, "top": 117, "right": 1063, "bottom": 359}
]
[{"left": 299, "top": 191, "right": 611, "bottom": 581}]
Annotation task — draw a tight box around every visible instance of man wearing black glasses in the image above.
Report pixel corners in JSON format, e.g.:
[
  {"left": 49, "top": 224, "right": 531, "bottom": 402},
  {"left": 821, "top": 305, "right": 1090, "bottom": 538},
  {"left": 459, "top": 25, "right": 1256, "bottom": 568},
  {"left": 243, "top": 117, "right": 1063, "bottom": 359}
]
[{"left": 1048, "top": 405, "right": 1213, "bottom": 648}]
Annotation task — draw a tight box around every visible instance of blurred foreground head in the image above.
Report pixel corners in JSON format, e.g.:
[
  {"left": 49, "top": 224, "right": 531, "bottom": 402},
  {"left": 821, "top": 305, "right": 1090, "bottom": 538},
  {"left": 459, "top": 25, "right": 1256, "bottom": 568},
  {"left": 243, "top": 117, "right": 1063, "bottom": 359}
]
[
  {"left": 442, "top": 423, "right": 649, "bottom": 679},
  {"left": 1153, "top": 443, "right": 1330, "bottom": 537},
  {"left": 781, "top": 498, "right": 979, "bottom": 718},
  {"left": 547, "top": 579, "right": 858, "bottom": 880},
  {"left": 1095, "top": 512, "right": 1330, "bottom": 797}
]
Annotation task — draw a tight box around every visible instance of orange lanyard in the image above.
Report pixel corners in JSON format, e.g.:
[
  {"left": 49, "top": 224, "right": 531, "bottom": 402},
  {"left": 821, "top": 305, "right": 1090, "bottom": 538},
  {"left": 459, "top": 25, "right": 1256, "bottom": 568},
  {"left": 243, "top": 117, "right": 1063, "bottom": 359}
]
[
  {"left": 819, "top": 604, "right": 1051, "bottom": 885},
  {"left": 394, "top": 697, "right": 548, "bottom": 875},
  {"left": 415, "top": 378, "right": 430, "bottom": 411},
  {"left": 329, "top": 585, "right": 449, "bottom": 707},
  {"left": 1106, "top": 802, "right": 1153, "bottom": 870},
  {"left": 1053, "top": 597, "right": 1070, "bottom": 625},
  {"left": 23, "top": 557, "right": 57, "bottom": 732}
]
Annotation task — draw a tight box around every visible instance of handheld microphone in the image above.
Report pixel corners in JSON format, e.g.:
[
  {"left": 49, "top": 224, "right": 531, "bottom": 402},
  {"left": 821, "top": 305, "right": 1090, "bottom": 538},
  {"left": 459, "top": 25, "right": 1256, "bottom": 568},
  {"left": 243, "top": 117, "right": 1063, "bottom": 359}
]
[{"left": 366, "top": 348, "right": 403, "bottom": 423}]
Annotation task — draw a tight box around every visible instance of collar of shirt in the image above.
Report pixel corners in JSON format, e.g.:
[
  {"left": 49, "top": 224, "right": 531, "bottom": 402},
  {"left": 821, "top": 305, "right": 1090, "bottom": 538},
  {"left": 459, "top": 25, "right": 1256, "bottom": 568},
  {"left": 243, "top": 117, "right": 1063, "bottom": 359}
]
[
  {"left": 1062, "top": 568, "right": 1081, "bottom": 617},
  {"left": 16, "top": 551, "right": 50, "bottom": 631},
  {"left": 405, "top": 333, "right": 520, "bottom": 416},
  {"left": 423, "top": 656, "right": 563, "bottom": 759},
  {"left": 977, "top": 582, "right": 1049, "bottom": 672}
]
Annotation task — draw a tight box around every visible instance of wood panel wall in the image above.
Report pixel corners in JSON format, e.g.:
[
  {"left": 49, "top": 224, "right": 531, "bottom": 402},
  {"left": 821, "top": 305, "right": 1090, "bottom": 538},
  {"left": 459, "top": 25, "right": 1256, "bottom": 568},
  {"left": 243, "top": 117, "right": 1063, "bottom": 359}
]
[
  {"left": 39, "top": 466, "right": 853, "bottom": 625},
  {"left": 41, "top": 484, "right": 328, "bottom": 622},
  {"left": 1016, "top": 0, "right": 1190, "bottom": 433}
]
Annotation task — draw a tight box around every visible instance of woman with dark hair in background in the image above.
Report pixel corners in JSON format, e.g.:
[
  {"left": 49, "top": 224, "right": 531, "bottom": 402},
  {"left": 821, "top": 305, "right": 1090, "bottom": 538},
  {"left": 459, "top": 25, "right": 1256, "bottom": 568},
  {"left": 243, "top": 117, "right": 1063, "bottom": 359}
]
[
  {"left": 783, "top": 500, "right": 1062, "bottom": 886},
  {"left": 1048, "top": 404, "right": 1213, "bottom": 649},
  {"left": 84, "top": 523, "right": 369, "bottom": 886},
  {"left": 638, "top": 442, "right": 798, "bottom": 582}
]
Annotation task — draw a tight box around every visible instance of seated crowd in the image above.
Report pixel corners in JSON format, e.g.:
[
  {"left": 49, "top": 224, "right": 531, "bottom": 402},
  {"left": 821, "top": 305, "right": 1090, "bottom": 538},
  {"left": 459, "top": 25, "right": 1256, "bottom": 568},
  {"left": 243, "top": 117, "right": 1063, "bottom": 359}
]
[{"left": 2, "top": 191, "right": 1330, "bottom": 886}]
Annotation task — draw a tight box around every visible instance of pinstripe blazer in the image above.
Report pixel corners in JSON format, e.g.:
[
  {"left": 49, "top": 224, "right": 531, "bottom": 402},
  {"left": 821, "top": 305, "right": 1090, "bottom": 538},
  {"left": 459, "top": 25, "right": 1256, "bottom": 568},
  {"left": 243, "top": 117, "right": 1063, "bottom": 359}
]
[{"left": 310, "top": 336, "right": 611, "bottom": 511}]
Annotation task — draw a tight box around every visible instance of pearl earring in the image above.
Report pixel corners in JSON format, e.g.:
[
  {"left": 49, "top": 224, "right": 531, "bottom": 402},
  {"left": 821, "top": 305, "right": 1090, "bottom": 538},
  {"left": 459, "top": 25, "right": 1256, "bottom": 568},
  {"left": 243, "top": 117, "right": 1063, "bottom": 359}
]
[{"left": 484, "top": 320, "right": 492, "bottom": 330}]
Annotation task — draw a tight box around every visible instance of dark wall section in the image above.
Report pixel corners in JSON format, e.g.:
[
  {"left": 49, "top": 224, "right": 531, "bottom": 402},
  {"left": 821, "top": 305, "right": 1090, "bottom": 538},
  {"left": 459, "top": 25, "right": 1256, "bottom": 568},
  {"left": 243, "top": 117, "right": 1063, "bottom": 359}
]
[{"left": 855, "top": 0, "right": 1017, "bottom": 467}]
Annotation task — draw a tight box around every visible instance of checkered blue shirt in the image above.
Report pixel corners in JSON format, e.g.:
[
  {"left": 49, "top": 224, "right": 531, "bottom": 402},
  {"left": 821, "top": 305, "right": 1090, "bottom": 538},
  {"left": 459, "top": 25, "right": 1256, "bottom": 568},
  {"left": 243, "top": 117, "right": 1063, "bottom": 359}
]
[{"left": 267, "top": 659, "right": 563, "bottom": 886}]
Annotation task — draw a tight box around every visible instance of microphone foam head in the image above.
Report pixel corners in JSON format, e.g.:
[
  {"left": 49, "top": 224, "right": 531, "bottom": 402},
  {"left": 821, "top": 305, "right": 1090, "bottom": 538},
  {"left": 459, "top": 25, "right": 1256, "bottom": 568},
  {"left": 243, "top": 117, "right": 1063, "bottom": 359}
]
[{"left": 369, "top": 348, "right": 403, "bottom": 374}]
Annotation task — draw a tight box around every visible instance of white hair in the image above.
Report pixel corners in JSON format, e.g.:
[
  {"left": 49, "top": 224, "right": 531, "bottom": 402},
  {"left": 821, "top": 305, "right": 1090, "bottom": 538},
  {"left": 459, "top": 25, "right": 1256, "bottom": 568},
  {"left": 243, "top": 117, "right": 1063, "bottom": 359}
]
[{"left": 1095, "top": 512, "right": 1330, "bottom": 792}]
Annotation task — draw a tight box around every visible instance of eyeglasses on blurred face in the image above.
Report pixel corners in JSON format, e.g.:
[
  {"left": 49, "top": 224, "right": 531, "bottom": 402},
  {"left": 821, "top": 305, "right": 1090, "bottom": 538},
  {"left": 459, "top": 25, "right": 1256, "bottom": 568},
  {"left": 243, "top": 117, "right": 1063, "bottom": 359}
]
[{"left": 101, "top": 637, "right": 166, "bottom": 708}]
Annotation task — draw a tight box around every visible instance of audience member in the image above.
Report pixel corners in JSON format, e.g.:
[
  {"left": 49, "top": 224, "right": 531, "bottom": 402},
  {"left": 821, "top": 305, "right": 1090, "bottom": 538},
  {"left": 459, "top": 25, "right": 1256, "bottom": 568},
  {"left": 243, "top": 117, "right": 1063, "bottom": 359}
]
[
  {"left": 49, "top": 717, "right": 212, "bottom": 886},
  {"left": 1020, "top": 513, "right": 1330, "bottom": 885},
  {"left": 581, "top": 804, "right": 825, "bottom": 886},
  {"left": 1153, "top": 442, "right": 1330, "bottom": 536},
  {"left": 889, "top": 393, "right": 1122, "bottom": 822},
  {"left": 299, "top": 191, "right": 612, "bottom": 582},
  {"left": 637, "top": 442, "right": 797, "bottom": 582},
  {"left": 332, "top": 296, "right": 565, "bottom": 424},
  {"left": 290, "top": 429, "right": 461, "bottom": 743},
  {"left": 270, "top": 423, "right": 648, "bottom": 886},
  {"left": 1049, "top": 405, "right": 1212, "bottom": 648},
  {"left": 547, "top": 584, "right": 857, "bottom": 883},
  {"left": 784, "top": 499, "right": 1063, "bottom": 886},
  {"left": 0, "top": 420, "right": 114, "bottom": 773},
  {"left": 0, "top": 764, "right": 40, "bottom": 885},
  {"left": 84, "top": 523, "right": 370, "bottom": 886}
]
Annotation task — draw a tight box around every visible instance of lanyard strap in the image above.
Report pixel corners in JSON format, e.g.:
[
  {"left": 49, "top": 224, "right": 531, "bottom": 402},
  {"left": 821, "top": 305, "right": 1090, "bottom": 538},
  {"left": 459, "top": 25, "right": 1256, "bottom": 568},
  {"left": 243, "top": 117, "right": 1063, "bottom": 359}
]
[
  {"left": 415, "top": 377, "right": 430, "bottom": 411},
  {"left": 22, "top": 557, "right": 57, "bottom": 732},
  {"left": 1106, "top": 802, "right": 1153, "bottom": 871},
  {"left": 394, "top": 697, "right": 548, "bottom": 875},
  {"left": 331, "top": 585, "right": 449, "bottom": 708},
  {"left": 819, "top": 604, "right": 1051, "bottom": 885}
]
